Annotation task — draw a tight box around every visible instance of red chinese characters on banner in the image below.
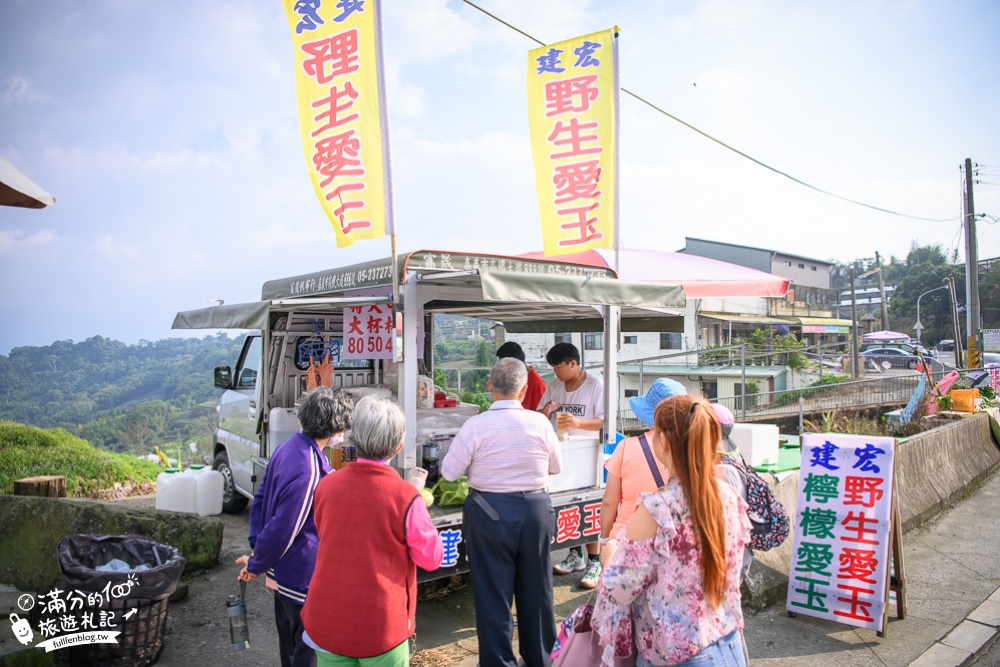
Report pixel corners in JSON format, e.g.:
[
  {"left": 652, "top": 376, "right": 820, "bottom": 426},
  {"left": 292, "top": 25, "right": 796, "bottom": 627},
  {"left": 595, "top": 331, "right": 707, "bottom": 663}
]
[
  {"left": 284, "top": 0, "right": 393, "bottom": 248},
  {"left": 300, "top": 28, "right": 372, "bottom": 237},
  {"left": 528, "top": 30, "right": 617, "bottom": 256},
  {"left": 581, "top": 502, "right": 601, "bottom": 536},
  {"left": 553, "top": 503, "right": 602, "bottom": 544},
  {"left": 555, "top": 506, "right": 582, "bottom": 543},
  {"left": 343, "top": 304, "right": 394, "bottom": 359},
  {"left": 546, "top": 108, "right": 603, "bottom": 248}
]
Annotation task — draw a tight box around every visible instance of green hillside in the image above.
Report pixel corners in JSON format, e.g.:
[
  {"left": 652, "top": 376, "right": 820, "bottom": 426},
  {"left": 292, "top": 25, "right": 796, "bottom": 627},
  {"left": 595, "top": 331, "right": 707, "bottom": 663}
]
[
  {"left": 0, "top": 334, "right": 244, "bottom": 457},
  {"left": 0, "top": 421, "right": 161, "bottom": 496}
]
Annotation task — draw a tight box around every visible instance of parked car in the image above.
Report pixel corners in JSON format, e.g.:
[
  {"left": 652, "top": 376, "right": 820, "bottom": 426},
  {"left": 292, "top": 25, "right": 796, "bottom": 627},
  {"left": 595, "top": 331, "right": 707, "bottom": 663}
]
[
  {"left": 861, "top": 347, "right": 921, "bottom": 370},
  {"left": 984, "top": 352, "right": 1000, "bottom": 366},
  {"left": 860, "top": 341, "right": 915, "bottom": 354},
  {"left": 938, "top": 339, "right": 955, "bottom": 351}
]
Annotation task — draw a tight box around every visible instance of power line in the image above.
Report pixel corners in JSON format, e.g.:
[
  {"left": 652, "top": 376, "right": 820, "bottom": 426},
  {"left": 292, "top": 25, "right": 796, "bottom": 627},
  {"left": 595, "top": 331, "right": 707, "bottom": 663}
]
[{"left": 461, "top": 0, "right": 961, "bottom": 225}]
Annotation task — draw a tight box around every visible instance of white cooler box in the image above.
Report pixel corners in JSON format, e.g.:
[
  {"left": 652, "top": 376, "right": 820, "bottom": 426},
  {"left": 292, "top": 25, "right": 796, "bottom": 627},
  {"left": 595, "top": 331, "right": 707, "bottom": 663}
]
[
  {"left": 729, "top": 423, "right": 779, "bottom": 468},
  {"left": 548, "top": 436, "right": 602, "bottom": 493}
]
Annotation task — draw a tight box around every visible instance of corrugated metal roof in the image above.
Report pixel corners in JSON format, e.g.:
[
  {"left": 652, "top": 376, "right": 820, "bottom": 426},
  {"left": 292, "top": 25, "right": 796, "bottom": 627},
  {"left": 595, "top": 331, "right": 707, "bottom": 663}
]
[
  {"left": 682, "top": 238, "right": 771, "bottom": 273},
  {"left": 683, "top": 237, "right": 834, "bottom": 271}
]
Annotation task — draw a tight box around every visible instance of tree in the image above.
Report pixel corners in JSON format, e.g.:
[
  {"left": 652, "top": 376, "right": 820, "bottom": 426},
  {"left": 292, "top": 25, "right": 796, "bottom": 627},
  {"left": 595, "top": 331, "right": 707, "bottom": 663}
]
[
  {"left": 905, "top": 242, "right": 947, "bottom": 269},
  {"left": 474, "top": 339, "right": 493, "bottom": 367},
  {"left": 888, "top": 263, "right": 966, "bottom": 345},
  {"left": 978, "top": 262, "right": 1000, "bottom": 329}
]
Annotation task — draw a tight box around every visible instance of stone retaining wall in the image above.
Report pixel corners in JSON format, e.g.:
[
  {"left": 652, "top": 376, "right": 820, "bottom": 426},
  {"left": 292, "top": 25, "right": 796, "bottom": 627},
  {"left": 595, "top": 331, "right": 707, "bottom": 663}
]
[
  {"left": 742, "top": 412, "right": 1000, "bottom": 613},
  {"left": 0, "top": 496, "right": 223, "bottom": 593}
]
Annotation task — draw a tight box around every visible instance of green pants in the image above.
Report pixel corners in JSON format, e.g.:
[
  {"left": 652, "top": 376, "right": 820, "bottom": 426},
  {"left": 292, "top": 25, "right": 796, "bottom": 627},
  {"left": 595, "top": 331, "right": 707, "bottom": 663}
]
[{"left": 315, "top": 639, "right": 408, "bottom": 667}]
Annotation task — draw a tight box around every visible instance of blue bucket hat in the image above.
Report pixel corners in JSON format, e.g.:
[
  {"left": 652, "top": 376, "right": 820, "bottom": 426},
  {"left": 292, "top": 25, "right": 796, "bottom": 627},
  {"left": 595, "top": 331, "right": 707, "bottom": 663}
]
[{"left": 629, "top": 378, "right": 686, "bottom": 427}]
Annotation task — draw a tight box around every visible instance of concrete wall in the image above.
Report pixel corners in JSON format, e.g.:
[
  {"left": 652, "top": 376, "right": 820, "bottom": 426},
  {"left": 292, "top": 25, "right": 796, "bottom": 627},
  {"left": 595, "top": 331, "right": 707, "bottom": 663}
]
[{"left": 742, "top": 412, "right": 1000, "bottom": 613}]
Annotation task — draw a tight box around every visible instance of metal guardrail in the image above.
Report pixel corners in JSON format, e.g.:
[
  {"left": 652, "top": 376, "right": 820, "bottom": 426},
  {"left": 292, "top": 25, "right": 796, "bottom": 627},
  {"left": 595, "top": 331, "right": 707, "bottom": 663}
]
[{"left": 617, "top": 369, "right": 957, "bottom": 429}]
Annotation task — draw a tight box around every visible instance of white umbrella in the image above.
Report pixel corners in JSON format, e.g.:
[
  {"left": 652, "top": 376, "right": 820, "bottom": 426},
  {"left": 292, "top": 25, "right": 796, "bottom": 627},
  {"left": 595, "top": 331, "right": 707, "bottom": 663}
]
[{"left": 0, "top": 155, "right": 55, "bottom": 208}]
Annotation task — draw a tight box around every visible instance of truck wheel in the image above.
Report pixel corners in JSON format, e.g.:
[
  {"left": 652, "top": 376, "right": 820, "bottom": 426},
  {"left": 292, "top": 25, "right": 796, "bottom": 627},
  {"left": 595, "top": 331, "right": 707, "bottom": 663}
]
[{"left": 214, "top": 451, "right": 249, "bottom": 514}]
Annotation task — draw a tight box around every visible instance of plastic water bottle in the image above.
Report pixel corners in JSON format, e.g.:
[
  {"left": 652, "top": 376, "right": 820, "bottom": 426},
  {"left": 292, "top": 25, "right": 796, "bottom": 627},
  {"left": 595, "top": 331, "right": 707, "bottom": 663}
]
[{"left": 227, "top": 584, "right": 250, "bottom": 650}]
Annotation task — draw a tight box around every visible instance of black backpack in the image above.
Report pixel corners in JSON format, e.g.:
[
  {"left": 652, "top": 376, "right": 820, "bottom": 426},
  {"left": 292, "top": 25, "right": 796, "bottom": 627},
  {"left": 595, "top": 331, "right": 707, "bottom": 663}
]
[{"left": 720, "top": 453, "right": 790, "bottom": 551}]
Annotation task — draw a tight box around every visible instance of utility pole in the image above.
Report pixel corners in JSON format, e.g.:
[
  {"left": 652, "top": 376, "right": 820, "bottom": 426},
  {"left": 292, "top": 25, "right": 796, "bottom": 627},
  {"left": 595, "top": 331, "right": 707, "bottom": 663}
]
[
  {"left": 946, "top": 272, "right": 965, "bottom": 366},
  {"left": 850, "top": 267, "right": 859, "bottom": 378},
  {"left": 874, "top": 251, "right": 889, "bottom": 331},
  {"left": 964, "top": 158, "right": 981, "bottom": 367}
]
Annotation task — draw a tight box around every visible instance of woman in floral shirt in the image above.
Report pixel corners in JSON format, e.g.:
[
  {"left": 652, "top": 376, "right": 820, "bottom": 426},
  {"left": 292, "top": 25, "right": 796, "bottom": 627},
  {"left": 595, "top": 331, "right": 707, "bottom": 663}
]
[{"left": 592, "top": 395, "right": 751, "bottom": 667}]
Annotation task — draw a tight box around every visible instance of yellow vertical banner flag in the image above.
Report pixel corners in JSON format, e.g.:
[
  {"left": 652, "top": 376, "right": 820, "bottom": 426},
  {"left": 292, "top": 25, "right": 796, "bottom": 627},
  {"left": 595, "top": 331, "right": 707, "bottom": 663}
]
[
  {"left": 528, "top": 29, "right": 619, "bottom": 257},
  {"left": 283, "top": 0, "right": 394, "bottom": 247}
]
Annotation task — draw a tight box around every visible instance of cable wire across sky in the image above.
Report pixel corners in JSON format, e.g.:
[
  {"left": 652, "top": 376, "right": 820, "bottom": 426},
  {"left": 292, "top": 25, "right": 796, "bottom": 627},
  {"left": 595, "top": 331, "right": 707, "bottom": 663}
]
[{"left": 462, "top": 0, "right": 961, "bottom": 225}]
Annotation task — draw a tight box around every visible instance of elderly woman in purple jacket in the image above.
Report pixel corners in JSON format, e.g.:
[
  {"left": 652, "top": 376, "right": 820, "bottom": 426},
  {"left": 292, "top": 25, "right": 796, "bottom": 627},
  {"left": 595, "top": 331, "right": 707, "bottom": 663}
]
[{"left": 237, "top": 387, "right": 353, "bottom": 667}]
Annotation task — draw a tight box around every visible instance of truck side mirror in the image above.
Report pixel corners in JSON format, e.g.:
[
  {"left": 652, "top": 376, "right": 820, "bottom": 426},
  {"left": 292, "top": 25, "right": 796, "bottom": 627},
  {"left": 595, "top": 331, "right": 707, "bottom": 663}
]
[{"left": 214, "top": 366, "right": 233, "bottom": 388}]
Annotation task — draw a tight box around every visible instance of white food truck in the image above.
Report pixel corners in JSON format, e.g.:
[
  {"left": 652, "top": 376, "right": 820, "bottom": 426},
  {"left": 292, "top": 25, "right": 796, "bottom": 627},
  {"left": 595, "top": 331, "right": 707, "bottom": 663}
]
[{"left": 173, "top": 249, "right": 685, "bottom": 581}]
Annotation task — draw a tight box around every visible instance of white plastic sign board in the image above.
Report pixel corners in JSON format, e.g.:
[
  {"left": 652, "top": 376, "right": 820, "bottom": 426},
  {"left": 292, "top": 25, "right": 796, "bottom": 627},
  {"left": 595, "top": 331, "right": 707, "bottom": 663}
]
[
  {"left": 343, "top": 304, "right": 395, "bottom": 359},
  {"left": 785, "top": 433, "right": 896, "bottom": 632}
]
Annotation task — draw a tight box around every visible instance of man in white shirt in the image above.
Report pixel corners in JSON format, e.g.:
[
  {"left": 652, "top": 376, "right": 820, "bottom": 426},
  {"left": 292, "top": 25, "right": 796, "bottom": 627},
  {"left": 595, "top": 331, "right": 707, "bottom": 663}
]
[
  {"left": 442, "top": 358, "right": 562, "bottom": 667},
  {"left": 538, "top": 342, "right": 605, "bottom": 588}
]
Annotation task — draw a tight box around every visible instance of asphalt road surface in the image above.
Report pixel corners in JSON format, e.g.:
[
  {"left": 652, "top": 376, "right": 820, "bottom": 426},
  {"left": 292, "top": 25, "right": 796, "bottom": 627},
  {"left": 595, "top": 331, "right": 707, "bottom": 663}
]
[{"left": 110, "top": 496, "right": 589, "bottom": 667}]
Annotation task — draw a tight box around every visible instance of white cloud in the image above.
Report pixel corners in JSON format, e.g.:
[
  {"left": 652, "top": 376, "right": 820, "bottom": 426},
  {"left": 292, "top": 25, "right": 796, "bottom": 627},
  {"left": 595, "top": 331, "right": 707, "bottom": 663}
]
[
  {"left": 0, "top": 229, "right": 61, "bottom": 252},
  {"left": 41, "top": 145, "right": 226, "bottom": 183},
  {"left": 407, "top": 129, "right": 528, "bottom": 167},
  {"left": 384, "top": 62, "right": 426, "bottom": 118},
  {"left": 90, "top": 234, "right": 141, "bottom": 261},
  {"left": 2, "top": 75, "right": 47, "bottom": 106},
  {"left": 247, "top": 222, "right": 335, "bottom": 248},
  {"left": 390, "top": 1, "right": 481, "bottom": 63}
]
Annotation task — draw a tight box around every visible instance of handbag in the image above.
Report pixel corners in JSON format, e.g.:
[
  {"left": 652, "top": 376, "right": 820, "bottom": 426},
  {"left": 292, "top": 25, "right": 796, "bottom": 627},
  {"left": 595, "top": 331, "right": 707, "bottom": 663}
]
[{"left": 550, "top": 597, "right": 637, "bottom": 667}]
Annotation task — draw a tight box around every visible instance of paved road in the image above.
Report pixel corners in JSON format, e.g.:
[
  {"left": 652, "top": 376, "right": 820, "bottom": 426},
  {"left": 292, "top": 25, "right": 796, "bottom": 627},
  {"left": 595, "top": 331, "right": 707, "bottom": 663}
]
[
  {"left": 968, "top": 634, "right": 1000, "bottom": 666},
  {"left": 105, "top": 496, "right": 591, "bottom": 667}
]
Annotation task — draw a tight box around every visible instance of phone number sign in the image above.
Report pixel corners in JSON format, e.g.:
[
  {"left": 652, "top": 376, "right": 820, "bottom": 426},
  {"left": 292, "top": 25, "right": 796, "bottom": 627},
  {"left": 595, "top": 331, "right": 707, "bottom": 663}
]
[{"left": 343, "top": 304, "right": 394, "bottom": 359}]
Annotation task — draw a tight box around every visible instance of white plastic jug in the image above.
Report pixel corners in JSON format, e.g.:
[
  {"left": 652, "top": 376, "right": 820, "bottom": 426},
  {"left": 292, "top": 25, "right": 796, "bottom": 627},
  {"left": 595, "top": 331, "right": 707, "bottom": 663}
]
[
  {"left": 155, "top": 469, "right": 178, "bottom": 511},
  {"left": 156, "top": 468, "right": 197, "bottom": 513},
  {"left": 195, "top": 469, "right": 225, "bottom": 516}
]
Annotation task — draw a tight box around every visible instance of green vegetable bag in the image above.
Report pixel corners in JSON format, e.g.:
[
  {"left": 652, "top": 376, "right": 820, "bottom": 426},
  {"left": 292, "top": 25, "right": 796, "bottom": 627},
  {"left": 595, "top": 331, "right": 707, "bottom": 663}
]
[{"left": 432, "top": 477, "right": 469, "bottom": 507}]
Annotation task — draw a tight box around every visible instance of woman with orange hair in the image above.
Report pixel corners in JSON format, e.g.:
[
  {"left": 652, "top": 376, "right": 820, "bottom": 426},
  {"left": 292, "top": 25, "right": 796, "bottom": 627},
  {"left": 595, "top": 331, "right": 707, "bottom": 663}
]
[{"left": 592, "top": 395, "right": 751, "bottom": 667}]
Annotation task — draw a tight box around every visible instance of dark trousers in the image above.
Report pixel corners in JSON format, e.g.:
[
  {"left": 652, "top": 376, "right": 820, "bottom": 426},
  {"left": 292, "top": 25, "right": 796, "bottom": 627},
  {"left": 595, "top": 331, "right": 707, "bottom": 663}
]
[
  {"left": 464, "top": 491, "right": 557, "bottom": 667},
  {"left": 273, "top": 593, "right": 316, "bottom": 667}
]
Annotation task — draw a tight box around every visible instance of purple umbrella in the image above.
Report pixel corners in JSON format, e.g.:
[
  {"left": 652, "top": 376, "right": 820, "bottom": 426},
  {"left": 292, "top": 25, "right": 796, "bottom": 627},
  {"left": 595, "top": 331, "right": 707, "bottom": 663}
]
[{"left": 863, "top": 329, "right": 909, "bottom": 341}]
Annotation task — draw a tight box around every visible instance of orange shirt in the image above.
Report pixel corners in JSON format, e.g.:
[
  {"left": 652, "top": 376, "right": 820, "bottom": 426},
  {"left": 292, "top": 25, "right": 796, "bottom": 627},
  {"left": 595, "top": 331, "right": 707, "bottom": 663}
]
[{"left": 603, "top": 434, "right": 670, "bottom": 538}]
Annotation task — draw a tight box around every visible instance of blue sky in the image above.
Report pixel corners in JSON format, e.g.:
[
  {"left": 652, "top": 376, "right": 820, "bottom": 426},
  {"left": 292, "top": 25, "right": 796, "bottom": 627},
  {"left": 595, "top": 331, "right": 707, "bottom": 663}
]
[{"left": 1, "top": 0, "right": 998, "bottom": 353}]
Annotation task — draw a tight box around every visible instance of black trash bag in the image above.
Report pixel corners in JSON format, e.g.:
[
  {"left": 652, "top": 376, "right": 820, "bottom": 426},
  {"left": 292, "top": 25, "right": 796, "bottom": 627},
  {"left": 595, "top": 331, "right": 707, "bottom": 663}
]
[{"left": 57, "top": 534, "right": 187, "bottom": 601}]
